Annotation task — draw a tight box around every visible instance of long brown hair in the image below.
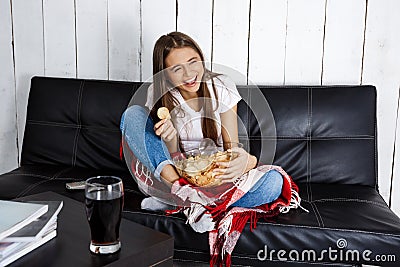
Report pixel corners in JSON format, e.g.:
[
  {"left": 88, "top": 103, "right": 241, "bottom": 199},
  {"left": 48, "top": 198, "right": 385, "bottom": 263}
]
[{"left": 151, "top": 31, "right": 220, "bottom": 148}]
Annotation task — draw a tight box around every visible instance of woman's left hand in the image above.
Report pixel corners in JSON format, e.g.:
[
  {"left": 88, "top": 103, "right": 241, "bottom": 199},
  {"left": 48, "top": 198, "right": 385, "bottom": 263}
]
[{"left": 213, "top": 147, "right": 257, "bottom": 183}]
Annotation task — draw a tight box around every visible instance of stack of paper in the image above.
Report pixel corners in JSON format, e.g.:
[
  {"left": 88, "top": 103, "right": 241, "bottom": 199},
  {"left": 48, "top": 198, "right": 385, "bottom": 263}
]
[{"left": 0, "top": 200, "right": 63, "bottom": 266}]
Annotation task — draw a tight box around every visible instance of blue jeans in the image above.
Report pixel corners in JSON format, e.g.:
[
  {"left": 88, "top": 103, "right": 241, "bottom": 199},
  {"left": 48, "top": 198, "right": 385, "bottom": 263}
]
[
  {"left": 231, "top": 169, "right": 283, "bottom": 208},
  {"left": 120, "top": 105, "right": 283, "bottom": 207},
  {"left": 120, "top": 105, "right": 173, "bottom": 181},
  {"left": 232, "top": 170, "right": 283, "bottom": 208}
]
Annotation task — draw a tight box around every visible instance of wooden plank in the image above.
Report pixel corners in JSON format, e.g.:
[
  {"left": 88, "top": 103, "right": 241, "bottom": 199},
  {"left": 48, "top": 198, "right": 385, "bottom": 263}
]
[
  {"left": 141, "top": 0, "right": 176, "bottom": 81},
  {"left": 0, "top": 0, "right": 18, "bottom": 173},
  {"left": 391, "top": 90, "right": 400, "bottom": 216},
  {"left": 177, "top": 0, "right": 213, "bottom": 63},
  {"left": 12, "top": 0, "right": 45, "bottom": 153},
  {"left": 43, "top": 0, "right": 76, "bottom": 78},
  {"left": 108, "top": 0, "right": 141, "bottom": 81},
  {"left": 75, "top": 0, "right": 108, "bottom": 79},
  {"left": 362, "top": 0, "right": 400, "bottom": 204},
  {"left": 212, "top": 0, "right": 250, "bottom": 85},
  {"left": 284, "top": 0, "right": 326, "bottom": 85},
  {"left": 248, "top": 0, "right": 287, "bottom": 85},
  {"left": 322, "top": 0, "right": 366, "bottom": 85}
]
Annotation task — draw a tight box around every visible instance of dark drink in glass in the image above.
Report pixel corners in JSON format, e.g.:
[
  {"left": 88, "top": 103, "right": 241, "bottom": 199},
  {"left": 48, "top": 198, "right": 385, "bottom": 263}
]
[{"left": 85, "top": 176, "right": 124, "bottom": 254}]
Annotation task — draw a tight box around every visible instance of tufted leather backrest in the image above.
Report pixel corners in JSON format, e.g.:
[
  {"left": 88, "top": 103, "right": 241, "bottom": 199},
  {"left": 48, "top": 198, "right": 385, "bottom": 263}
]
[
  {"left": 22, "top": 77, "right": 377, "bottom": 187},
  {"left": 21, "top": 76, "right": 137, "bottom": 172},
  {"left": 237, "top": 85, "right": 377, "bottom": 188}
]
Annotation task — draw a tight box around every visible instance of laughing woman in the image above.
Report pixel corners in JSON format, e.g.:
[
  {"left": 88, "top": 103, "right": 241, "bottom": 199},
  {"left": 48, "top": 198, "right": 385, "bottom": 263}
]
[
  {"left": 121, "top": 31, "right": 285, "bottom": 206},
  {"left": 120, "top": 31, "right": 302, "bottom": 266}
]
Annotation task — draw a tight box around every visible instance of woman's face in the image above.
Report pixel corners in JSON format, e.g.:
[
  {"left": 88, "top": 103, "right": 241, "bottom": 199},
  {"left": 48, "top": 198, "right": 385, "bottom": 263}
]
[{"left": 165, "top": 47, "right": 204, "bottom": 97}]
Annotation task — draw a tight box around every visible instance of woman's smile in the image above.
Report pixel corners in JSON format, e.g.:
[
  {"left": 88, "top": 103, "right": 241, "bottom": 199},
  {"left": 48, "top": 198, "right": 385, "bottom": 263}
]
[
  {"left": 184, "top": 76, "right": 197, "bottom": 87},
  {"left": 183, "top": 75, "right": 197, "bottom": 87}
]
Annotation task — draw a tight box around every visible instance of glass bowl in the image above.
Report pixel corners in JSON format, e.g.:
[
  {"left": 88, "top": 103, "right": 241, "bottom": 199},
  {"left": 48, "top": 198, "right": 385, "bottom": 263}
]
[{"left": 172, "top": 140, "right": 242, "bottom": 187}]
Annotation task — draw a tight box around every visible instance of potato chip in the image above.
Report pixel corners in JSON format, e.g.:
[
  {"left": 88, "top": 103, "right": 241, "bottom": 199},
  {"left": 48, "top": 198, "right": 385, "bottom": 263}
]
[{"left": 157, "top": 107, "right": 170, "bottom": 120}]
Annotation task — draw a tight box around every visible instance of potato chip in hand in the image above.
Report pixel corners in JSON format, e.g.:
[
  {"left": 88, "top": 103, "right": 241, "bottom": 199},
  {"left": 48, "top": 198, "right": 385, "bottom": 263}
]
[{"left": 157, "top": 107, "right": 170, "bottom": 120}]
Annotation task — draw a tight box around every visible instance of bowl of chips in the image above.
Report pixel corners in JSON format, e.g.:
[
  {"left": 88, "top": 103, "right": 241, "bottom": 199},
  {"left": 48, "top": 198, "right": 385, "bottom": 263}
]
[{"left": 173, "top": 141, "right": 241, "bottom": 187}]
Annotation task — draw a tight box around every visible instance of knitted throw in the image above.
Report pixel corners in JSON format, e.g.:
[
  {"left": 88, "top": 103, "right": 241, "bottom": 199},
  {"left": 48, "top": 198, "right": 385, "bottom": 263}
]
[{"left": 168, "top": 165, "right": 305, "bottom": 267}]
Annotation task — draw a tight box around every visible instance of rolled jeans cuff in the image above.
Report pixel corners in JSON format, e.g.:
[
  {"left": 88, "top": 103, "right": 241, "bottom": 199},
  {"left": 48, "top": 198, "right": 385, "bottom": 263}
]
[{"left": 154, "top": 159, "right": 175, "bottom": 181}]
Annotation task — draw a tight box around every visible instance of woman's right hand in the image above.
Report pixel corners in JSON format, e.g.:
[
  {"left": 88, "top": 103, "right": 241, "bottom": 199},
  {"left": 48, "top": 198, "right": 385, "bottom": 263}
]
[{"left": 154, "top": 119, "right": 177, "bottom": 143}]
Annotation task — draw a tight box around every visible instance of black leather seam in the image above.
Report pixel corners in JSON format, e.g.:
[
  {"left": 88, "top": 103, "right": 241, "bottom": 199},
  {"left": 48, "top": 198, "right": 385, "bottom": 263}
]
[
  {"left": 309, "top": 202, "right": 323, "bottom": 227},
  {"left": 171, "top": 259, "right": 212, "bottom": 265},
  {"left": 230, "top": 255, "right": 348, "bottom": 265},
  {"left": 312, "top": 202, "right": 325, "bottom": 228},
  {"left": 306, "top": 88, "right": 312, "bottom": 204},
  {"left": 122, "top": 210, "right": 186, "bottom": 221},
  {"left": 173, "top": 257, "right": 251, "bottom": 267},
  {"left": 309, "top": 88, "right": 313, "bottom": 202},
  {"left": 307, "top": 138, "right": 311, "bottom": 203},
  {"left": 52, "top": 177, "right": 82, "bottom": 181},
  {"left": 174, "top": 249, "right": 356, "bottom": 266},
  {"left": 16, "top": 179, "right": 55, "bottom": 198},
  {"left": 256, "top": 221, "right": 400, "bottom": 237},
  {"left": 174, "top": 258, "right": 255, "bottom": 267},
  {"left": 16, "top": 167, "right": 74, "bottom": 197},
  {"left": 53, "top": 167, "right": 74, "bottom": 178},
  {"left": 172, "top": 259, "right": 218, "bottom": 266},
  {"left": 374, "top": 118, "right": 378, "bottom": 190},
  {"left": 242, "top": 85, "right": 370, "bottom": 89},
  {"left": 241, "top": 136, "right": 375, "bottom": 140},
  {"left": 290, "top": 137, "right": 373, "bottom": 140},
  {"left": 72, "top": 81, "right": 85, "bottom": 166},
  {"left": 72, "top": 128, "right": 80, "bottom": 166},
  {"left": 4, "top": 173, "right": 53, "bottom": 180},
  {"left": 174, "top": 248, "right": 208, "bottom": 255},
  {"left": 311, "top": 198, "right": 388, "bottom": 208},
  {"left": 26, "top": 120, "right": 120, "bottom": 132}
]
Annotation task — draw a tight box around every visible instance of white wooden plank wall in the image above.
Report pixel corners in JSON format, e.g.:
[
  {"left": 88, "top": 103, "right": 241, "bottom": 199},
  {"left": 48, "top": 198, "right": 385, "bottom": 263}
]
[
  {"left": 322, "top": 0, "right": 366, "bottom": 85},
  {"left": 43, "top": 0, "right": 76, "bottom": 77},
  {"left": 362, "top": 0, "right": 400, "bottom": 204},
  {"left": 285, "top": 0, "right": 325, "bottom": 85},
  {"left": 0, "top": 0, "right": 18, "bottom": 174},
  {"left": 11, "top": 0, "right": 45, "bottom": 154},
  {"left": 1, "top": 0, "right": 400, "bottom": 216},
  {"left": 141, "top": 0, "right": 176, "bottom": 81},
  {"left": 108, "top": 0, "right": 141, "bottom": 82},
  {"left": 212, "top": 0, "right": 249, "bottom": 85},
  {"left": 76, "top": 0, "right": 108, "bottom": 79},
  {"left": 248, "top": 0, "right": 287, "bottom": 85}
]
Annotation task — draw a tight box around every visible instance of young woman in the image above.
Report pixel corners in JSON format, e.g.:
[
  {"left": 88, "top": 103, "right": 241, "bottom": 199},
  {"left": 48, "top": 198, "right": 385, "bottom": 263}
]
[{"left": 120, "top": 31, "right": 283, "bottom": 208}]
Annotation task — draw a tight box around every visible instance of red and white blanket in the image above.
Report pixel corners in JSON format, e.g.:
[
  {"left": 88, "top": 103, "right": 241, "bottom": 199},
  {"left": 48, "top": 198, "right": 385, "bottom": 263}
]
[{"left": 168, "top": 165, "right": 306, "bottom": 267}]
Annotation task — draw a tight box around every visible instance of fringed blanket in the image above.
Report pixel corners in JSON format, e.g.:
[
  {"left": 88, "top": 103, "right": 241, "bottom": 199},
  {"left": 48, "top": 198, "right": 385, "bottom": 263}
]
[{"left": 167, "top": 165, "right": 306, "bottom": 267}]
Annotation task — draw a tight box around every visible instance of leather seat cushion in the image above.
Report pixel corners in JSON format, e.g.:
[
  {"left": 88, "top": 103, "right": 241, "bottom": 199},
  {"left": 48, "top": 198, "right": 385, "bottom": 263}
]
[
  {"left": 124, "top": 183, "right": 400, "bottom": 266},
  {"left": 1, "top": 168, "right": 399, "bottom": 266}
]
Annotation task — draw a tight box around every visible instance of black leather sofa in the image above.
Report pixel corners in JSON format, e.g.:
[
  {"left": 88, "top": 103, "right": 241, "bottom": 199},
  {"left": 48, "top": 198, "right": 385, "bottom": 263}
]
[{"left": 1, "top": 76, "right": 399, "bottom": 266}]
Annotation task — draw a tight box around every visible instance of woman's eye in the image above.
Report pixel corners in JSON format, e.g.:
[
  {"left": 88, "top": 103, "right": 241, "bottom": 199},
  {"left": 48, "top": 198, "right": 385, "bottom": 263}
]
[
  {"left": 174, "top": 67, "right": 182, "bottom": 73},
  {"left": 189, "top": 60, "right": 197, "bottom": 65}
]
